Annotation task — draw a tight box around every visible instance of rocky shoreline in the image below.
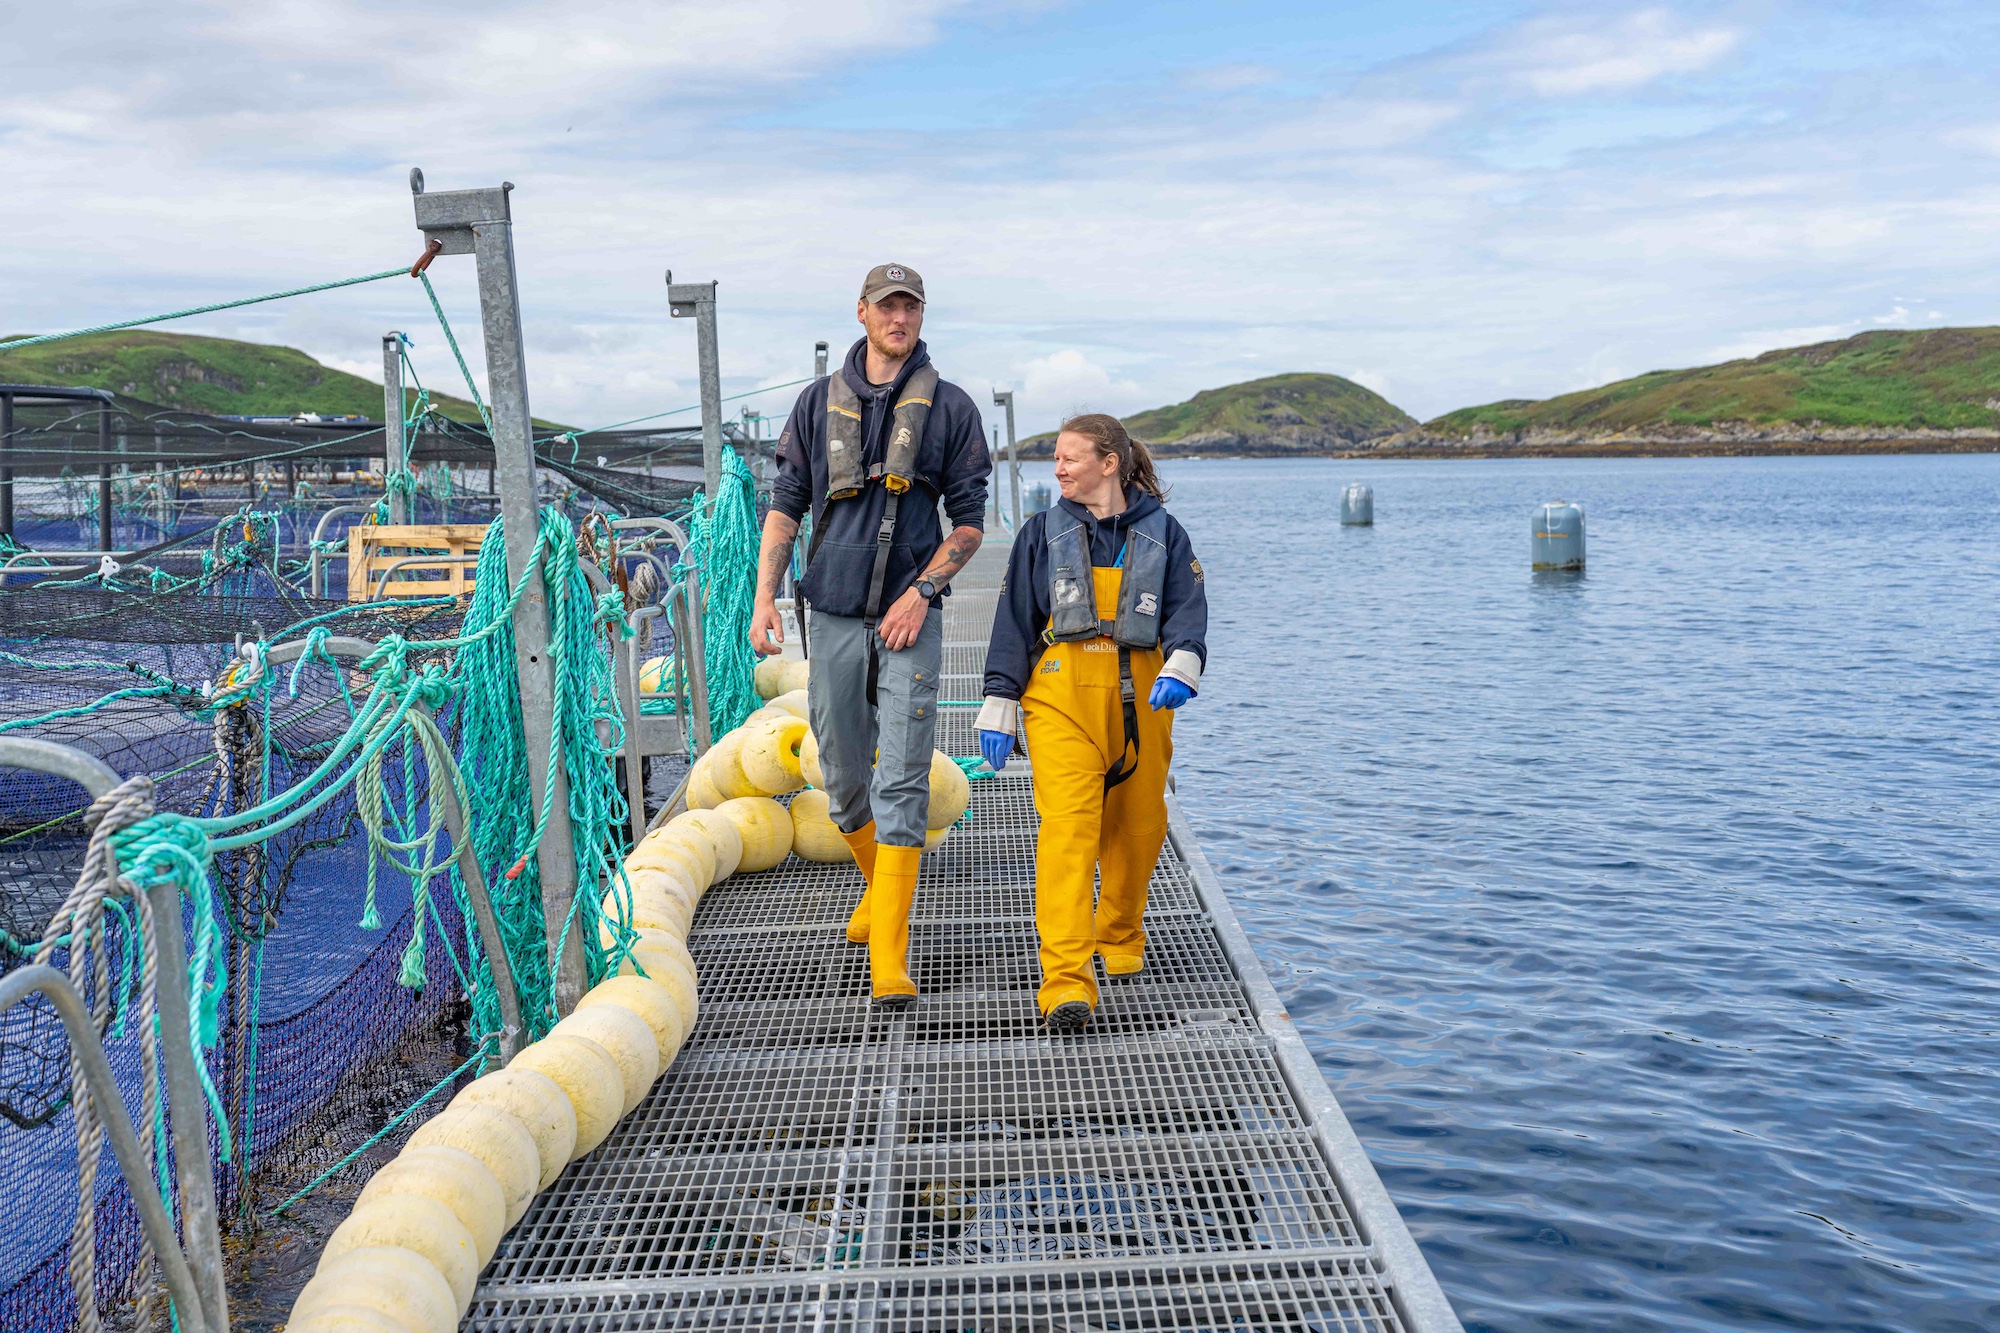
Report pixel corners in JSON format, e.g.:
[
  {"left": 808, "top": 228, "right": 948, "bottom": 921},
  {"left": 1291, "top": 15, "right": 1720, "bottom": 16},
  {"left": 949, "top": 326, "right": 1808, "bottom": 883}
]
[{"left": 1015, "top": 422, "right": 2000, "bottom": 461}]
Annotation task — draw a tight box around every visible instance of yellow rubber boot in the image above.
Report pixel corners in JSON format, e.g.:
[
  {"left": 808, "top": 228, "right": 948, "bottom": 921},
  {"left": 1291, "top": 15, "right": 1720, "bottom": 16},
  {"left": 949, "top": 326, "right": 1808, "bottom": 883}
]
[
  {"left": 841, "top": 822, "right": 879, "bottom": 943},
  {"left": 869, "top": 843, "right": 922, "bottom": 1007}
]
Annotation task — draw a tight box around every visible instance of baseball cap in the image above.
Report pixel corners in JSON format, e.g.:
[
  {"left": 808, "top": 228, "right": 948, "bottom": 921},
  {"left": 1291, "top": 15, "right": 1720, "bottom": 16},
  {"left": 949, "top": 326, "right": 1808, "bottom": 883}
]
[{"left": 860, "top": 263, "right": 925, "bottom": 304}]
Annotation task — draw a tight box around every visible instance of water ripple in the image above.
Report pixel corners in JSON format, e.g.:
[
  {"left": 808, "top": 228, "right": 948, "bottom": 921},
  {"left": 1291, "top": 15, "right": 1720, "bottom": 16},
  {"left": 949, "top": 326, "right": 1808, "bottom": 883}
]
[{"left": 1146, "top": 454, "right": 2000, "bottom": 1331}]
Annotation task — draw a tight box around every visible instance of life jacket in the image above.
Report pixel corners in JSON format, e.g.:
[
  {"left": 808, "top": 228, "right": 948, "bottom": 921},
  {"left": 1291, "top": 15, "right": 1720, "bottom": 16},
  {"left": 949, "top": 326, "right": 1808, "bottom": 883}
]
[
  {"left": 1042, "top": 504, "right": 1171, "bottom": 648},
  {"left": 1040, "top": 503, "right": 1172, "bottom": 790},
  {"left": 813, "top": 364, "right": 940, "bottom": 625}
]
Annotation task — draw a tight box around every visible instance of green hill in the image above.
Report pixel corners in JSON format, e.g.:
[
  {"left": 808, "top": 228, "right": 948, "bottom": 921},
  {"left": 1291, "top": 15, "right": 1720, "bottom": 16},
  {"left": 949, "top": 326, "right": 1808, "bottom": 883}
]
[
  {"left": 1022, "top": 372, "right": 1418, "bottom": 456},
  {"left": 1428, "top": 327, "right": 2000, "bottom": 435},
  {"left": 0, "top": 330, "right": 489, "bottom": 423}
]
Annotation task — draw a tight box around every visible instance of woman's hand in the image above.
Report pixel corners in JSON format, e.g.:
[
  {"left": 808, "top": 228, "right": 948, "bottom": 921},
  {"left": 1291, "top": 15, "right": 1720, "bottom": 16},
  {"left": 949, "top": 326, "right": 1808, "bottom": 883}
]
[
  {"left": 979, "top": 729, "right": 1013, "bottom": 772},
  {"left": 1149, "top": 677, "right": 1193, "bottom": 711}
]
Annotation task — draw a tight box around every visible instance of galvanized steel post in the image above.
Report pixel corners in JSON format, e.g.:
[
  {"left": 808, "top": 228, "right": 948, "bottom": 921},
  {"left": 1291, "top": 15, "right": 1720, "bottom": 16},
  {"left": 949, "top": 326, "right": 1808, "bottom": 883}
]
[
  {"left": 97, "top": 400, "right": 113, "bottom": 554},
  {"left": 667, "top": 274, "right": 724, "bottom": 500},
  {"left": 992, "top": 389, "right": 1021, "bottom": 531},
  {"left": 151, "top": 874, "right": 231, "bottom": 1332},
  {"left": 382, "top": 331, "right": 408, "bottom": 524},
  {"left": 0, "top": 391, "right": 12, "bottom": 539},
  {"left": 411, "top": 168, "right": 588, "bottom": 1015},
  {"left": 814, "top": 340, "right": 829, "bottom": 380}
]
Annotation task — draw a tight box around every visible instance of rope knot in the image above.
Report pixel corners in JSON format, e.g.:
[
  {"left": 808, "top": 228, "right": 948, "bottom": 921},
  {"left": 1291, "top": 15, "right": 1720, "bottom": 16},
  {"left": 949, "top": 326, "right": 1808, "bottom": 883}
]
[{"left": 110, "top": 812, "right": 214, "bottom": 889}]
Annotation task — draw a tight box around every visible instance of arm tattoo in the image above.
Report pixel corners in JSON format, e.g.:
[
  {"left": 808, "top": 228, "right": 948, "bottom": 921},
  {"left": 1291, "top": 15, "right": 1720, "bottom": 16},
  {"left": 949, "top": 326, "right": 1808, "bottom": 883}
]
[
  {"left": 922, "top": 525, "right": 984, "bottom": 586},
  {"left": 757, "top": 513, "right": 800, "bottom": 599}
]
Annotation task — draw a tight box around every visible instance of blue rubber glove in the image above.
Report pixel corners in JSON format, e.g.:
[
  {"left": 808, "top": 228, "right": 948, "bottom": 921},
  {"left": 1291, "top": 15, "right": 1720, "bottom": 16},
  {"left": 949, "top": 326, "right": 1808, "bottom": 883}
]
[
  {"left": 1149, "top": 676, "right": 1194, "bottom": 711},
  {"left": 979, "top": 729, "right": 1014, "bottom": 772}
]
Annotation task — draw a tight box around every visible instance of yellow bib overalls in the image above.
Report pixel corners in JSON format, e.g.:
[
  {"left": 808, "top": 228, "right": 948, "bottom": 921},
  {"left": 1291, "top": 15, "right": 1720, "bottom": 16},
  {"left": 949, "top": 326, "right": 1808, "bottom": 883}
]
[{"left": 1023, "top": 564, "right": 1175, "bottom": 1016}]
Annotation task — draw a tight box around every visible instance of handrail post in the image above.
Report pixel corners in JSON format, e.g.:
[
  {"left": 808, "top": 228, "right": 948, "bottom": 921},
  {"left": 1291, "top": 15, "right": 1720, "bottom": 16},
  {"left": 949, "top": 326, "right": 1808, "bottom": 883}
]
[
  {"left": 148, "top": 878, "right": 230, "bottom": 1333},
  {"left": 413, "top": 168, "right": 588, "bottom": 1015},
  {"left": 382, "top": 332, "right": 408, "bottom": 524},
  {"left": 97, "top": 400, "right": 114, "bottom": 556},
  {"left": 993, "top": 389, "right": 1021, "bottom": 533},
  {"left": 667, "top": 274, "right": 724, "bottom": 501},
  {"left": 682, "top": 567, "right": 712, "bottom": 753},
  {"left": 1, "top": 389, "right": 13, "bottom": 539}
]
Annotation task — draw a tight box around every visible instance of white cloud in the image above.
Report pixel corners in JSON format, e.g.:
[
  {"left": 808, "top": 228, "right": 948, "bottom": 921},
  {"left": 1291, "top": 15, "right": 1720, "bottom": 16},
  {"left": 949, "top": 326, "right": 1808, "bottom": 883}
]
[
  {"left": 1491, "top": 8, "right": 1741, "bottom": 97},
  {"left": 1702, "top": 324, "right": 1857, "bottom": 364},
  {"left": 4, "top": 2, "right": 2000, "bottom": 433},
  {"left": 1943, "top": 123, "right": 2000, "bottom": 156},
  {"left": 1013, "top": 350, "right": 1144, "bottom": 421}
]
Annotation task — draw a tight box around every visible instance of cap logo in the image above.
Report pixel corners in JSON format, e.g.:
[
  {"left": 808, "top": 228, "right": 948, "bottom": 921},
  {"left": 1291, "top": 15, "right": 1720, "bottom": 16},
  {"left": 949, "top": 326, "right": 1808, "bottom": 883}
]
[{"left": 886, "top": 266, "right": 905, "bottom": 280}]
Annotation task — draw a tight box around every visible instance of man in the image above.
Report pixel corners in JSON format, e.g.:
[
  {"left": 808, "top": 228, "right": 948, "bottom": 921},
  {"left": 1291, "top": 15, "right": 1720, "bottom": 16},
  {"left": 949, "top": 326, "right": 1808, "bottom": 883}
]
[{"left": 750, "top": 263, "right": 990, "bottom": 1008}]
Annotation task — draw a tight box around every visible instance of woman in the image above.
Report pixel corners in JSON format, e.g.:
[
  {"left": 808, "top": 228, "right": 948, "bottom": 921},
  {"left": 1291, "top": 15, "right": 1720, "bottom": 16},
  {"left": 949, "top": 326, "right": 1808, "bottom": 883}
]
[{"left": 977, "top": 413, "right": 1208, "bottom": 1033}]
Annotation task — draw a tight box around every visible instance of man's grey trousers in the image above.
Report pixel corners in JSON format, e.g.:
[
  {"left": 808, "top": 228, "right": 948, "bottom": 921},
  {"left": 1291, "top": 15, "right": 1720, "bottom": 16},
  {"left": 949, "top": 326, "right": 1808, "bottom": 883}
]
[{"left": 807, "top": 608, "right": 943, "bottom": 849}]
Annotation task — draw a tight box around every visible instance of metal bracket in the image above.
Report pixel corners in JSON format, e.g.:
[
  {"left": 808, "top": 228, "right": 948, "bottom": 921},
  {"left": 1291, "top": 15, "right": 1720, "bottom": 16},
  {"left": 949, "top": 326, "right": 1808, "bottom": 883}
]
[
  {"left": 665, "top": 272, "right": 718, "bottom": 318},
  {"left": 410, "top": 167, "right": 511, "bottom": 257}
]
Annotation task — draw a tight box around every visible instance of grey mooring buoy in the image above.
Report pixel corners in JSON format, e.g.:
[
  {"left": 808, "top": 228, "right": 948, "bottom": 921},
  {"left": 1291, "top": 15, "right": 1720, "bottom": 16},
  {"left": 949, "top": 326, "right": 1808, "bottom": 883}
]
[
  {"left": 1532, "top": 501, "right": 1585, "bottom": 570},
  {"left": 1026, "top": 482, "right": 1052, "bottom": 516},
  {"left": 1340, "top": 482, "right": 1374, "bottom": 526}
]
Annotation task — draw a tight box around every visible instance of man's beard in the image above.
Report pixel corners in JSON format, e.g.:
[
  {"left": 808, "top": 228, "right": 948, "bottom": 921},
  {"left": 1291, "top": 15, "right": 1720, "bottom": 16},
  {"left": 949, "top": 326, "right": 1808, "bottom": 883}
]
[{"left": 867, "top": 327, "right": 914, "bottom": 362}]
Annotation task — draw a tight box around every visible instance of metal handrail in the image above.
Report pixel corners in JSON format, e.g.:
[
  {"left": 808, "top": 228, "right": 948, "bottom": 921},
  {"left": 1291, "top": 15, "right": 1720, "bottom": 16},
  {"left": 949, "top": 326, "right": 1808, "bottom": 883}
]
[
  {"left": 0, "top": 968, "right": 213, "bottom": 1331},
  {"left": 611, "top": 515, "right": 690, "bottom": 554},
  {"left": 307, "top": 503, "right": 372, "bottom": 597},
  {"left": 258, "top": 637, "right": 526, "bottom": 1060},
  {"left": 0, "top": 737, "right": 229, "bottom": 1333}
]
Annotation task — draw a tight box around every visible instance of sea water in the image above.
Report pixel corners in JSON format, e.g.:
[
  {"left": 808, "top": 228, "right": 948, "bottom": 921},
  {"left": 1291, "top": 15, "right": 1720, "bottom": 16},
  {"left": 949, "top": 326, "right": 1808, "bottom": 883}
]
[{"left": 1131, "top": 454, "right": 1999, "bottom": 1331}]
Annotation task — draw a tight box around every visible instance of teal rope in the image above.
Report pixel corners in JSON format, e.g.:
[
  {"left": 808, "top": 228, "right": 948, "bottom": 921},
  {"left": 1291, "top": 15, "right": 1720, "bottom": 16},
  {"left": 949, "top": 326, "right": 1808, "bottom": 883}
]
[
  {"left": 416, "top": 272, "right": 494, "bottom": 434},
  {"left": 0, "top": 268, "right": 408, "bottom": 353},
  {"left": 679, "top": 448, "right": 760, "bottom": 738}
]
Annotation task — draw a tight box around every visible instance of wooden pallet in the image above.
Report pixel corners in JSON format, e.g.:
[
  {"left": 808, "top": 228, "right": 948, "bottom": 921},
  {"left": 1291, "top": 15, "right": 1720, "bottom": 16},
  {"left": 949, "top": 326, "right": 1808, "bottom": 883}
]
[{"left": 347, "top": 523, "right": 486, "bottom": 601}]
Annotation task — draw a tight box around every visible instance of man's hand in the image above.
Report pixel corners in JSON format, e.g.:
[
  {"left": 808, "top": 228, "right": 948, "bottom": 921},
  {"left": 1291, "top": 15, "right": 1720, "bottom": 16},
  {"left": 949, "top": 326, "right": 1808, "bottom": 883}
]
[
  {"left": 750, "top": 600, "right": 785, "bottom": 656},
  {"left": 874, "top": 586, "right": 928, "bottom": 652},
  {"left": 1149, "top": 677, "right": 1193, "bottom": 711}
]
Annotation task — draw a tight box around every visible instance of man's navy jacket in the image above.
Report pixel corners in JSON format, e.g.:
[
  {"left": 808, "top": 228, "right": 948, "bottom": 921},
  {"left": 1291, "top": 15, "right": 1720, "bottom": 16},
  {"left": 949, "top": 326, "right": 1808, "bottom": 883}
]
[{"left": 772, "top": 337, "right": 990, "bottom": 618}]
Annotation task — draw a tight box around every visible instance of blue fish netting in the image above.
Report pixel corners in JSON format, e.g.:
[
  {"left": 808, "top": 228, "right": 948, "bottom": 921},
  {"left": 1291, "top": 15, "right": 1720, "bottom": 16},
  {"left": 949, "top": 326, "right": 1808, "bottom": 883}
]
[
  {"left": 0, "top": 587, "right": 485, "bottom": 1332},
  {"left": 0, "top": 448, "right": 714, "bottom": 1333}
]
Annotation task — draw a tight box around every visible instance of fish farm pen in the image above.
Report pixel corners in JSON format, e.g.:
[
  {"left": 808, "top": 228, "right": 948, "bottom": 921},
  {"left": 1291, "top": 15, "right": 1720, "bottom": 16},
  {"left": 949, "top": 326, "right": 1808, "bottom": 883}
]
[{"left": 0, "top": 173, "right": 1459, "bottom": 1333}]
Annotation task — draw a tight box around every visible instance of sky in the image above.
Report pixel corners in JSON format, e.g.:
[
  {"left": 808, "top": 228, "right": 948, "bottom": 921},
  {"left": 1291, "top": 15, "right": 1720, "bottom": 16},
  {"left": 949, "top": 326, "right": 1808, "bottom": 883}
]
[{"left": 6, "top": 1, "right": 2000, "bottom": 434}]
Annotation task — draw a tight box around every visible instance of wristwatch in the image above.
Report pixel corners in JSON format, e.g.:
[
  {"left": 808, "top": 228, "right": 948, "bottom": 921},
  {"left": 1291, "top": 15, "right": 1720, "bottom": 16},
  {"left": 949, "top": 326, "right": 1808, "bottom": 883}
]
[{"left": 915, "top": 577, "right": 940, "bottom": 601}]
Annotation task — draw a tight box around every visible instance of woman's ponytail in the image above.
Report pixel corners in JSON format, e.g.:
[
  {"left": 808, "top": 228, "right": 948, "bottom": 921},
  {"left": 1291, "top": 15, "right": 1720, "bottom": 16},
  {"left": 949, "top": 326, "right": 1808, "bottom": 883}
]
[{"left": 1059, "top": 412, "right": 1169, "bottom": 501}]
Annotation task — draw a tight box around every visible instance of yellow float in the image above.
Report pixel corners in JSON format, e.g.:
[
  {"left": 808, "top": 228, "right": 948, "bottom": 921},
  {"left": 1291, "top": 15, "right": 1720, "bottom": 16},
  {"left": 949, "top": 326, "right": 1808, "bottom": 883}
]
[
  {"left": 551, "top": 1003, "right": 660, "bottom": 1116},
  {"left": 716, "top": 795, "right": 792, "bottom": 872},
  {"left": 403, "top": 1102, "right": 540, "bottom": 1227},
  {"left": 289, "top": 1245, "right": 458, "bottom": 1333},
  {"left": 318, "top": 1195, "right": 479, "bottom": 1310},
  {"left": 510, "top": 1034, "right": 625, "bottom": 1158},
  {"left": 354, "top": 1145, "right": 505, "bottom": 1265},
  {"left": 577, "top": 975, "right": 687, "bottom": 1068},
  {"left": 450, "top": 1067, "right": 577, "bottom": 1191},
  {"left": 668, "top": 807, "right": 742, "bottom": 881},
  {"left": 740, "top": 715, "right": 809, "bottom": 795},
  {"left": 788, "top": 788, "right": 851, "bottom": 863}
]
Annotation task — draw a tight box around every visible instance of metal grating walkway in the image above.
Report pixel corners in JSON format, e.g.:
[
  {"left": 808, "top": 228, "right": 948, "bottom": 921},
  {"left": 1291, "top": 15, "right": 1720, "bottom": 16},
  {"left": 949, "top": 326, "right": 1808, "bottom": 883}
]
[{"left": 468, "top": 555, "right": 1460, "bottom": 1332}]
